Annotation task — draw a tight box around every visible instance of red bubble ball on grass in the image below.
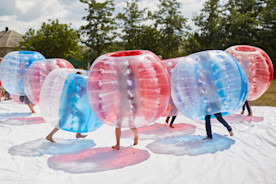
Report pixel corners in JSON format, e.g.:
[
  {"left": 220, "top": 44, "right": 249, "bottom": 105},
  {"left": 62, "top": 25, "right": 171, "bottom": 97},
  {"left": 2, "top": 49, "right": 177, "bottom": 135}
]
[{"left": 226, "top": 45, "right": 274, "bottom": 101}]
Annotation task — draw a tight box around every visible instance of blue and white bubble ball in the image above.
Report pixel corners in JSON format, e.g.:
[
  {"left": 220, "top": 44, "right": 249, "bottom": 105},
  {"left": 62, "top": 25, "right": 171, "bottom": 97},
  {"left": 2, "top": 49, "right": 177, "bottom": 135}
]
[
  {"left": 171, "top": 50, "right": 247, "bottom": 120},
  {"left": 40, "top": 68, "right": 102, "bottom": 133},
  {"left": 0, "top": 51, "right": 45, "bottom": 95}
]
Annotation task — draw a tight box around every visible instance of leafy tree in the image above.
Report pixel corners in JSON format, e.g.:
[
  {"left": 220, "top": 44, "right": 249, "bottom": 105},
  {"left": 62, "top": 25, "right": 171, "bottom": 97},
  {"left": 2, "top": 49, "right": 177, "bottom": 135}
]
[
  {"left": 192, "top": 0, "right": 224, "bottom": 50},
  {"left": 116, "top": 0, "right": 147, "bottom": 49},
  {"left": 182, "top": 32, "right": 202, "bottom": 55},
  {"left": 16, "top": 19, "right": 81, "bottom": 59},
  {"left": 222, "top": 0, "right": 263, "bottom": 47},
  {"left": 190, "top": 0, "right": 275, "bottom": 77},
  {"left": 105, "top": 41, "right": 125, "bottom": 52},
  {"left": 257, "top": 0, "right": 276, "bottom": 77},
  {"left": 153, "top": 0, "right": 190, "bottom": 58},
  {"left": 137, "top": 25, "right": 163, "bottom": 55},
  {"left": 80, "top": 0, "right": 116, "bottom": 60}
]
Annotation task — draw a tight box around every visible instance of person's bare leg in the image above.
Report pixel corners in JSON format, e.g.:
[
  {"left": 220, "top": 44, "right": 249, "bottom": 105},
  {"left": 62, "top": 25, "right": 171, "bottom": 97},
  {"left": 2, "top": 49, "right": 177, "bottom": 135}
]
[
  {"left": 46, "top": 128, "right": 59, "bottom": 143},
  {"left": 76, "top": 133, "right": 87, "bottom": 138},
  {"left": 31, "top": 103, "right": 35, "bottom": 113},
  {"left": 28, "top": 103, "right": 35, "bottom": 113},
  {"left": 131, "top": 127, "right": 138, "bottom": 145},
  {"left": 112, "top": 128, "right": 121, "bottom": 150}
]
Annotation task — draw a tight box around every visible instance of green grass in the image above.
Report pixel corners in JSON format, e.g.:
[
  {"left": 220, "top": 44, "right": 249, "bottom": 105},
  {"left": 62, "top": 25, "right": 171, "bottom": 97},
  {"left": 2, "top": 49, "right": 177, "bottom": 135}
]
[{"left": 251, "top": 80, "right": 276, "bottom": 107}]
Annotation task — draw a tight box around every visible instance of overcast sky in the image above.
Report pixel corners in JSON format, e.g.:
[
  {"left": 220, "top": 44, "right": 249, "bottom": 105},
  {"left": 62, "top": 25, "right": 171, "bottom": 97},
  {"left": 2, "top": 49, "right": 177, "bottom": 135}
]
[{"left": 0, "top": 0, "right": 208, "bottom": 35}]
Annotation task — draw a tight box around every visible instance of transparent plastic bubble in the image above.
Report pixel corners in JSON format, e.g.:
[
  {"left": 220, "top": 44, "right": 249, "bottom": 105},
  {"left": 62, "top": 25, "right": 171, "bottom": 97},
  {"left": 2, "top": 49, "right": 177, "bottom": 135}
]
[
  {"left": 0, "top": 51, "right": 45, "bottom": 95},
  {"left": 40, "top": 68, "right": 102, "bottom": 133},
  {"left": 225, "top": 45, "right": 274, "bottom": 101},
  {"left": 24, "top": 58, "right": 74, "bottom": 104},
  {"left": 87, "top": 50, "right": 171, "bottom": 128},
  {"left": 171, "top": 50, "right": 247, "bottom": 120},
  {"left": 10, "top": 94, "right": 24, "bottom": 104},
  {"left": 161, "top": 57, "right": 182, "bottom": 117}
]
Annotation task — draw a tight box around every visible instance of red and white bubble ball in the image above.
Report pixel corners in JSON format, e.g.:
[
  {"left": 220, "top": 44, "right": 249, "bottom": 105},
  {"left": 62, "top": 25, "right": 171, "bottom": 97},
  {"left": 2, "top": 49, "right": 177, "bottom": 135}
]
[
  {"left": 24, "top": 58, "right": 74, "bottom": 104},
  {"left": 161, "top": 57, "right": 182, "bottom": 117},
  {"left": 226, "top": 45, "right": 274, "bottom": 101},
  {"left": 87, "top": 50, "right": 171, "bottom": 128}
]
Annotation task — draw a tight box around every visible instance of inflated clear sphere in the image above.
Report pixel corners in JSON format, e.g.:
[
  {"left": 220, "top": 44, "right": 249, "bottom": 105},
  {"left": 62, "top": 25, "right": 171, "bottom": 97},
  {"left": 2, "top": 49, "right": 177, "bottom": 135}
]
[
  {"left": 161, "top": 57, "right": 182, "bottom": 117},
  {"left": 171, "top": 50, "right": 248, "bottom": 120},
  {"left": 24, "top": 58, "right": 74, "bottom": 104},
  {"left": 40, "top": 68, "right": 102, "bottom": 133},
  {"left": 10, "top": 94, "right": 24, "bottom": 104},
  {"left": 87, "top": 50, "right": 171, "bottom": 128},
  {"left": 0, "top": 51, "right": 45, "bottom": 95},
  {"left": 225, "top": 45, "right": 274, "bottom": 101}
]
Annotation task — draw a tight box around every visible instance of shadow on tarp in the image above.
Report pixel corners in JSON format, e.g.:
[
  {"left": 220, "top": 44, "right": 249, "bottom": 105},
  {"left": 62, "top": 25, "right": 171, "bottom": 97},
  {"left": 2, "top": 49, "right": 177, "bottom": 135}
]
[
  {"left": 8, "top": 138, "right": 96, "bottom": 157},
  {"left": 0, "top": 106, "right": 11, "bottom": 111},
  {"left": 121, "top": 123, "right": 196, "bottom": 140},
  {"left": 224, "top": 114, "right": 264, "bottom": 123},
  {"left": 0, "top": 124, "right": 12, "bottom": 140},
  {"left": 48, "top": 146, "right": 150, "bottom": 174},
  {"left": 146, "top": 133, "right": 235, "bottom": 156},
  {"left": 0, "top": 112, "right": 31, "bottom": 120},
  {"left": 0, "top": 116, "right": 46, "bottom": 125}
]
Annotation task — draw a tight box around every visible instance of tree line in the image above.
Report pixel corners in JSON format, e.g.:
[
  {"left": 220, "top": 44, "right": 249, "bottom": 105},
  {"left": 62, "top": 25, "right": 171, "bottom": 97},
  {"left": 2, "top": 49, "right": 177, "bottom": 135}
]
[{"left": 16, "top": 0, "right": 276, "bottom": 75}]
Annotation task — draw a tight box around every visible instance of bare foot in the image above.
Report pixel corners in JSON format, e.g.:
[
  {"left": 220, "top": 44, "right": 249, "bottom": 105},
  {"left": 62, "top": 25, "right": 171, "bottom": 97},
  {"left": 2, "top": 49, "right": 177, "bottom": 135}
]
[
  {"left": 248, "top": 114, "right": 252, "bottom": 117},
  {"left": 229, "top": 131, "right": 234, "bottom": 136},
  {"left": 202, "top": 137, "right": 212, "bottom": 140},
  {"left": 31, "top": 110, "right": 36, "bottom": 114},
  {"left": 134, "top": 136, "right": 138, "bottom": 145},
  {"left": 169, "top": 124, "right": 174, "bottom": 128},
  {"left": 112, "top": 145, "right": 120, "bottom": 150},
  {"left": 76, "top": 133, "right": 87, "bottom": 139},
  {"left": 165, "top": 119, "right": 169, "bottom": 124},
  {"left": 46, "top": 136, "right": 56, "bottom": 143},
  {"left": 241, "top": 111, "right": 244, "bottom": 114}
]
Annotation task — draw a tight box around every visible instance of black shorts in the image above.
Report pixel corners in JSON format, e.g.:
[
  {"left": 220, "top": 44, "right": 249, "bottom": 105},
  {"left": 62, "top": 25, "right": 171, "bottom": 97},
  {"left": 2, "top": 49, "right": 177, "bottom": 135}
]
[{"left": 19, "top": 96, "right": 31, "bottom": 104}]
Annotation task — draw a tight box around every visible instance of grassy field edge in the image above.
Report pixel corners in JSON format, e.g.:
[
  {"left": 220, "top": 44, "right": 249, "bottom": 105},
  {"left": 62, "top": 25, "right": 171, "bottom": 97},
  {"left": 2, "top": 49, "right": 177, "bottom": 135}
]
[{"left": 251, "top": 80, "right": 276, "bottom": 107}]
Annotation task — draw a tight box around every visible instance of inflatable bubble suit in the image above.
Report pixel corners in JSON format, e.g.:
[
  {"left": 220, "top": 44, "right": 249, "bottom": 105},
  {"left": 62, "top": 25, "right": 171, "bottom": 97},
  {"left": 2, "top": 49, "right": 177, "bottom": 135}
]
[
  {"left": 11, "top": 94, "right": 24, "bottom": 104},
  {"left": 225, "top": 45, "right": 274, "bottom": 101},
  {"left": 24, "top": 58, "right": 74, "bottom": 105},
  {"left": 40, "top": 68, "right": 102, "bottom": 133},
  {"left": 87, "top": 50, "right": 171, "bottom": 128},
  {"left": 0, "top": 51, "right": 45, "bottom": 95},
  {"left": 171, "top": 50, "right": 248, "bottom": 120},
  {"left": 161, "top": 57, "right": 183, "bottom": 117}
]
